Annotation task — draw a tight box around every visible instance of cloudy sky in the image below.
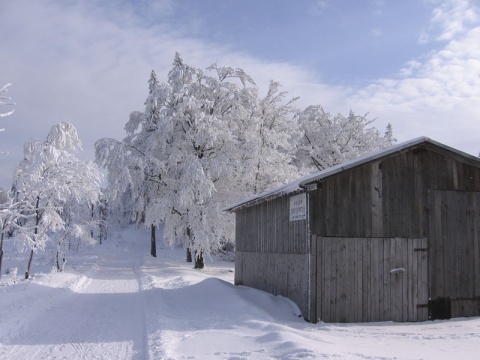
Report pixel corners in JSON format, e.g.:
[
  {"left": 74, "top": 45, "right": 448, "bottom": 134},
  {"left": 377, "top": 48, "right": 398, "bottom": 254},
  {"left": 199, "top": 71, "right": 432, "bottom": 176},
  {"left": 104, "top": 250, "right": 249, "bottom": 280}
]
[{"left": 1, "top": 0, "right": 479, "bottom": 188}]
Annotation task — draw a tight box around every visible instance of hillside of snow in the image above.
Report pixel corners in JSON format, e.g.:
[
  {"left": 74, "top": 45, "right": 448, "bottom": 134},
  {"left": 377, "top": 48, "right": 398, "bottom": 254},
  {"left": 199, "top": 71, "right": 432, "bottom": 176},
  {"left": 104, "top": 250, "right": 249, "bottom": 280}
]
[{"left": 1, "top": 225, "right": 479, "bottom": 359}]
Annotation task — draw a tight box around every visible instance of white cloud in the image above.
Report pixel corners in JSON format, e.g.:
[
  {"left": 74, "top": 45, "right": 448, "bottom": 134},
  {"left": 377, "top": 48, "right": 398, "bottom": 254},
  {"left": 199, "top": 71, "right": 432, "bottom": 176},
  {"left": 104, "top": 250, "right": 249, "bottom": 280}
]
[
  {"left": 370, "top": 0, "right": 385, "bottom": 17},
  {"left": 1, "top": 0, "right": 480, "bottom": 188},
  {"left": 0, "top": 0, "right": 338, "bottom": 187},
  {"left": 428, "top": 0, "right": 479, "bottom": 41},
  {"left": 400, "top": 60, "right": 423, "bottom": 77},
  {"left": 349, "top": 22, "right": 480, "bottom": 155},
  {"left": 370, "top": 28, "right": 383, "bottom": 37},
  {"left": 311, "top": 0, "right": 332, "bottom": 16}
]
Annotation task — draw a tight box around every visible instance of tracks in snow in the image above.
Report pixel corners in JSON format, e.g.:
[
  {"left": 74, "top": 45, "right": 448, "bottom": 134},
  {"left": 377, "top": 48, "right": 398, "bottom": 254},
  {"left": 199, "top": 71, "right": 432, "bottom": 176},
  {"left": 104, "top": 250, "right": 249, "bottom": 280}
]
[{"left": 0, "top": 243, "right": 153, "bottom": 360}]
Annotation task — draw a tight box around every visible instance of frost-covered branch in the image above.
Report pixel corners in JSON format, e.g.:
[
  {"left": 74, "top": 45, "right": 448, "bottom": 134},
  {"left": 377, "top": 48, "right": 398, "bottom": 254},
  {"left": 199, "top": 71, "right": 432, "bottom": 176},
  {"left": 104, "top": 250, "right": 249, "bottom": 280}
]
[{"left": 0, "top": 83, "right": 15, "bottom": 119}]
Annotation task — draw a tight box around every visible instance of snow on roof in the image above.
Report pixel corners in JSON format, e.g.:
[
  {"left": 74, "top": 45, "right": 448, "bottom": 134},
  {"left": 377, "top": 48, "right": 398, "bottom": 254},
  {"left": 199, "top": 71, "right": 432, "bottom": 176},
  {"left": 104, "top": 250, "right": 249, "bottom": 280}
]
[{"left": 224, "top": 136, "right": 480, "bottom": 212}]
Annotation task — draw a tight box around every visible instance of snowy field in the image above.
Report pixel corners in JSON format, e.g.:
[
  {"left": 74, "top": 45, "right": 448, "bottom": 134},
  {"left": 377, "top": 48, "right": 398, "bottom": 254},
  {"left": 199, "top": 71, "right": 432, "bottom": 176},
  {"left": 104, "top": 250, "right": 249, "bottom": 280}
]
[{"left": 1, "top": 226, "right": 479, "bottom": 360}]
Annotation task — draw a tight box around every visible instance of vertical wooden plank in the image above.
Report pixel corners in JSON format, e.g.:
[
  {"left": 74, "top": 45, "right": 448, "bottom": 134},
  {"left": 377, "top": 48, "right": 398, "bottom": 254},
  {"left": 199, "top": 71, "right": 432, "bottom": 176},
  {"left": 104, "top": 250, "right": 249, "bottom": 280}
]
[
  {"left": 354, "top": 238, "right": 363, "bottom": 323},
  {"left": 371, "top": 162, "right": 383, "bottom": 237},
  {"left": 309, "top": 188, "right": 320, "bottom": 235},
  {"left": 383, "top": 237, "right": 391, "bottom": 321},
  {"left": 274, "top": 198, "right": 279, "bottom": 253},
  {"left": 397, "top": 155, "right": 405, "bottom": 237},
  {"left": 463, "top": 193, "right": 475, "bottom": 299},
  {"left": 362, "top": 238, "right": 371, "bottom": 321},
  {"left": 323, "top": 238, "right": 333, "bottom": 322},
  {"left": 462, "top": 193, "right": 475, "bottom": 299},
  {"left": 336, "top": 239, "right": 347, "bottom": 322},
  {"left": 382, "top": 158, "right": 392, "bottom": 238},
  {"left": 418, "top": 237, "right": 429, "bottom": 321},
  {"left": 413, "top": 151, "right": 422, "bottom": 237},
  {"left": 332, "top": 179, "right": 339, "bottom": 236},
  {"left": 234, "top": 251, "right": 243, "bottom": 285},
  {"left": 474, "top": 194, "right": 480, "bottom": 298},
  {"left": 334, "top": 176, "right": 348, "bottom": 236},
  {"left": 411, "top": 239, "right": 418, "bottom": 321},
  {"left": 369, "top": 238, "right": 380, "bottom": 321},
  {"left": 408, "top": 238, "right": 415, "bottom": 321},
  {"left": 359, "top": 168, "right": 369, "bottom": 237},
  {"left": 325, "top": 180, "right": 334, "bottom": 236},
  {"left": 401, "top": 238, "right": 408, "bottom": 322},
  {"left": 310, "top": 236, "right": 317, "bottom": 323},
  {"left": 443, "top": 192, "right": 456, "bottom": 300},
  {"left": 345, "top": 239, "right": 355, "bottom": 322},
  {"left": 377, "top": 238, "right": 385, "bottom": 322},
  {"left": 391, "top": 237, "right": 400, "bottom": 322},
  {"left": 407, "top": 152, "right": 416, "bottom": 238},
  {"left": 254, "top": 205, "right": 259, "bottom": 253},
  {"left": 273, "top": 198, "right": 279, "bottom": 253},
  {"left": 396, "top": 155, "right": 405, "bottom": 237},
  {"left": 430, "top": 190, "right": 445, "bottom": 299},
  {"left": 316, "top": 236, "right": 324, "bottom": 322}
]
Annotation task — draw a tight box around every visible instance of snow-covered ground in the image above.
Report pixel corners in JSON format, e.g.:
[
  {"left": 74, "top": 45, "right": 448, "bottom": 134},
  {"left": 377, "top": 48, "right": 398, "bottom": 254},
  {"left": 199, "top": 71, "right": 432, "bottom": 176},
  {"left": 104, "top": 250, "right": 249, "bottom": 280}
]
[{"left": 1, "top": 226, "right": 479, "bottom": 359}]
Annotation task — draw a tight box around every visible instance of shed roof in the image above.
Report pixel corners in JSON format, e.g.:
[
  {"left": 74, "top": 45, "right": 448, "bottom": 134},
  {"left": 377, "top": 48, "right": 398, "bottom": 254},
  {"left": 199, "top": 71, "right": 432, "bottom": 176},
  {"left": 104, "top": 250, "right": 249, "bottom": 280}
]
[{"left": 225, "top": 136, "right": 480, "bottom": 212}]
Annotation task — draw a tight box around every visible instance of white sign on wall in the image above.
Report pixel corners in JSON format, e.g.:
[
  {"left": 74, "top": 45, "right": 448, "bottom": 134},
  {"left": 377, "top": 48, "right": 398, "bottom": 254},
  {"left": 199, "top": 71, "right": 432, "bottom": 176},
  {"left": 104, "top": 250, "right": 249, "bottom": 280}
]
[{"left": 289, "top": 193, "right": 307, "bottom": 221}]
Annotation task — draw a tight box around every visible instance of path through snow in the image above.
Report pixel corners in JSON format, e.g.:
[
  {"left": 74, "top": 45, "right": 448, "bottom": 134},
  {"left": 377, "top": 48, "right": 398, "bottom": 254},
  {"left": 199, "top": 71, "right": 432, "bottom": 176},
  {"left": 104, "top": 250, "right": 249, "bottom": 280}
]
[
  {"left": 0, "top": 235, "right": 150, "bottom": 359},
  {"left": 1, "top": 226, "right": 479, "bottom": 359}
]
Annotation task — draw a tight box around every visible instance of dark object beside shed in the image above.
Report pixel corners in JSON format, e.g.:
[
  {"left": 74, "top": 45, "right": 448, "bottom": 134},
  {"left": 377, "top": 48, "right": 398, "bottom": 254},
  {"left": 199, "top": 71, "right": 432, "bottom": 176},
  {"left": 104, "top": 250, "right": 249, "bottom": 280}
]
[{"left": 226, "top": 137, "right": 480, "bottom": 323}]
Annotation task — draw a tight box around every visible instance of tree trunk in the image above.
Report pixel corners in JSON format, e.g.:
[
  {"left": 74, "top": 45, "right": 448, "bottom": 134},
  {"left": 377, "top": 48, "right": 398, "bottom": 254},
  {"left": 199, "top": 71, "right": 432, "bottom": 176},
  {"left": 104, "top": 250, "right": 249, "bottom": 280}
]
[
  {"left": 56, "top": 239, "right": 66, "bottom": 272},
  {"left": 194, "top": 251, "right": 204, "bottom": 269},
  {"left": 150, "top": 224, "right": 157, "bottom": 257},
  {"left": 0, "top": 232, "right": 4, "bottom": 279},
  {"left": 0, "top": 249, "right": 3, "bottom": 280},
  {"left": 90, "top": 204, "right": 94, "bottom": 238},
  {"left": 25, "top": 249, "right": 34, "bottom": 279},
  {"left": 25, "top": 196, "right": 40, "bottom": 279},
  {"left": 56, "top": 250, "right": 61, "bottom": 271},
  {"left": 186, "top": 226, "right": 192, "bottom": 262}
]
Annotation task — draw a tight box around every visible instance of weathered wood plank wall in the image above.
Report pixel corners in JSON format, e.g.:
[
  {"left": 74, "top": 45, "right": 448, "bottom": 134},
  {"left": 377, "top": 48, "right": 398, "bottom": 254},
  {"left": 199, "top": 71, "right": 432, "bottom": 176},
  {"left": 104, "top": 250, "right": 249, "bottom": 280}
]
[
  {"left": 316, "top": 236, "right": 428, "bottom": 323},
  {"left": 429, "top": 190, "right": 480, "bottom": 317},
  {"left": 310, "top": 147, "right": 480, "bottom": 238},
  {"left": 235, "top": 191, "right": 308, "bottom": 254},
  {"left": 234, "top": 191, "right": 310, "bottom": 318},
  {"left": 234, "top": 143, "right": 480, "bottom": 323},
  {"left": 308, "top": 145, "right": 480, "bottom": 321}
]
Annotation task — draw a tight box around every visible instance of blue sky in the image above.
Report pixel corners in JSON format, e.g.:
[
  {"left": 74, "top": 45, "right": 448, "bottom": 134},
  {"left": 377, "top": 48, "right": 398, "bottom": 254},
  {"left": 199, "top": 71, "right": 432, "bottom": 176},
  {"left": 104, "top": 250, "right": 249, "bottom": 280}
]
[{"left": 1, "top": 0, "right": 480, "bottom": 187}]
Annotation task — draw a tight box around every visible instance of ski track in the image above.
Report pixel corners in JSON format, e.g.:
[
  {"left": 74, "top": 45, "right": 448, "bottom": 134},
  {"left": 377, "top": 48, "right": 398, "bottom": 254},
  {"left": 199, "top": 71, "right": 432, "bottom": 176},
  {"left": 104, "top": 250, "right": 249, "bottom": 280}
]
[
  {"left": 0, "top": 233, "right": 236, "bottom": 360},
  {"left": 0, "top": 243, "right": 150, "bottom": 360}
]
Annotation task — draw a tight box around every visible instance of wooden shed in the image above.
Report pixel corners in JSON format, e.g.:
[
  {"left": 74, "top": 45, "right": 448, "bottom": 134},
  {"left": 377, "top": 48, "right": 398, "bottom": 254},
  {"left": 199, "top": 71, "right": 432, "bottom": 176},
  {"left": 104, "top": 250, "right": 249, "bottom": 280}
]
[{"left": 225, "top": 137, "right": 480, "bottom": 323}]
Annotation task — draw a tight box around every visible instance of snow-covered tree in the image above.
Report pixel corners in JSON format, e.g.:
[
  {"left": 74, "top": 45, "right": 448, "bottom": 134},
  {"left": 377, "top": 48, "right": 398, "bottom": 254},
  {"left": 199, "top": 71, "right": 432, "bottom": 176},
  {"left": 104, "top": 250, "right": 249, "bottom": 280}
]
[
  {"left": 0, "top": 190, "right": 35, "bottom": 278},
  {"left": 96, "top": 70, "right": 167, "bottom": 257},
  {"left": 94, "top": 194, "right": 109, "bottom": 244},
  {"left": 296, "top": 106, "right": 395, "bottom": 172},
  {"left": 97, "top": 54, "right": 305, "bottom": 266},
  {"left": 13, "top": 122, "right": 102, "bottom": 279},
  {"left": 98, "top": 54, "right": 396, "bottom": 267},
  {"left": 0, "top": 189, "right": 9, "bottom": 278},
  {"left": 236, "top": 80, "right": 300, "bottom": 195},
  {"left": 0, "top": 83, "right": 17, "bottom": 275},
  {"left": 141, "top": 54, "right": 269, "bottom": 267},
  {"left": 52, "top": 196, "right": 100, "bottom": 271}
]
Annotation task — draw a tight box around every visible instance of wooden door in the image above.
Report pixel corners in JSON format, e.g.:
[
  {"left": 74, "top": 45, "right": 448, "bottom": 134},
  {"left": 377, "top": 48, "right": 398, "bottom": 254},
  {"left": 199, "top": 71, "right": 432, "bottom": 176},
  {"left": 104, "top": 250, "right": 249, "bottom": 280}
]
[
  {"left": 316, "top": 237, "right": 428, "bottom": 323},
  {"left": 429, "top": 190, "right": 480, "bottom": 318}
]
